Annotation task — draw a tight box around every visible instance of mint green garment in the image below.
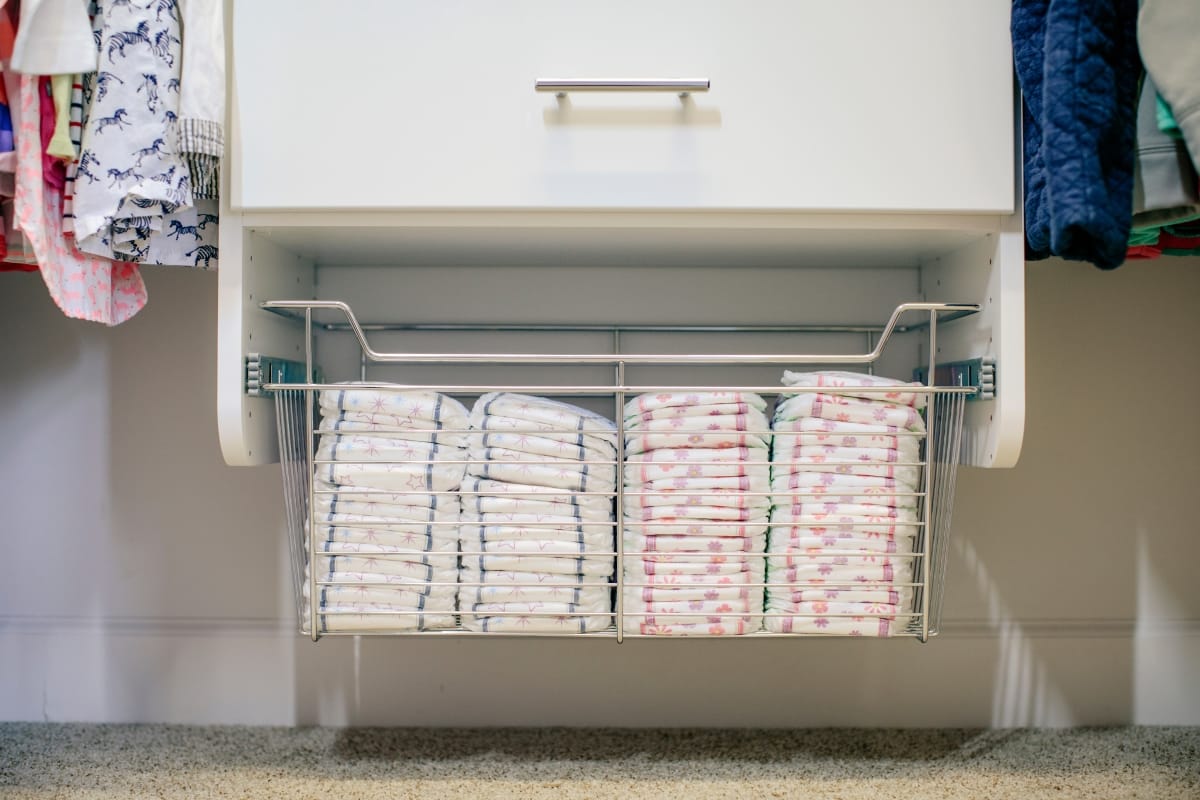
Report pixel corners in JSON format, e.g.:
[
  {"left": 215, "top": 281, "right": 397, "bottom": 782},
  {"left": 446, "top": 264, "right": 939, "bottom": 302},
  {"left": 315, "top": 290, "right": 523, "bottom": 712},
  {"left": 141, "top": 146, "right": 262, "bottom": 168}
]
[
  {"left": 1127, "top": 227, "right": 1161, "bottom": 246},
  {"left": 1128, "top": 75, "right": 1200, "bottom": 249},
  {"left": 1156, "top": 94, "right": 1182, "bottom": 140}
]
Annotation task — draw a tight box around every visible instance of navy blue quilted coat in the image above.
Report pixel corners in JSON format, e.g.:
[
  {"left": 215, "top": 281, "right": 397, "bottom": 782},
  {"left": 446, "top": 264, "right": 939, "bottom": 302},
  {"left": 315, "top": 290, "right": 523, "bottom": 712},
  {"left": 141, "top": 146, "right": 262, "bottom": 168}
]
[{"left": 1012, "top": 0, "right": 1140, "bottom": 270}]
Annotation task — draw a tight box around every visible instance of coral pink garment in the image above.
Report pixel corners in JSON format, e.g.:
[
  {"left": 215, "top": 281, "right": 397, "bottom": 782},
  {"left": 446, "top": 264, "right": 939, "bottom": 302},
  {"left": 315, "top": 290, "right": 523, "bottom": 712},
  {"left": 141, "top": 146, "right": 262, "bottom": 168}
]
[{"left": 13, "top": 74, "right": 145, "bottom": 324}]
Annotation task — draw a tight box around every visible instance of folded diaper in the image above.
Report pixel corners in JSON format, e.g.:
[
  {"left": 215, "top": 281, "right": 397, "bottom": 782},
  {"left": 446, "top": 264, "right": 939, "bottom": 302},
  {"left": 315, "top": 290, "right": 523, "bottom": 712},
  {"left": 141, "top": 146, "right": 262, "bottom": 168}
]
[
  {"left": 775, "top": 394, "right": 926, "bottom": 432},
  {"left": 319, "top": 539, "right": 458, "bottom": 557},
  {"left": 468, "top": 597, "right": 611, "bottom": 616},
  {"left": 309, "top": 610, "right": 459, "bottom": 633},
  {"left": 772, "top": 434, "right": 922, "bottom": 461},
  {"left": 472, "top": 393, "right": 617, "bottom": 442},
  {"left": 767, "top": 599, "right": 902, "bottom": 617},
  {"left": 317, "top": 460, "right": 466, "bottom": 493},
  {"left": 305, "top": 581, "right": 458, "bottom": 611},
  {"left": 468, "top": 584, "right": 611, "bottom": 607},
  {"left": 465, "top": 538, "right": 614, "bottom": 557},
  {"left": 461, "top": 512, "right": 613, "bottom": 536},
  {"left": 461, "top": 477, "right": 614, "bottom": 514},
  {"left": 622, "top": 584, "right": 756, "bottom": 604},
  {"left": 769, "top": 560, "right": 914, "bottom": 585},
  {"left": 322, "top": 525, "right": 460, "bottom": 550},
  {"left": 767, "top": 534, "right": 916, "bottom": 555},
  {"left": 780, "top": 370, "right": 927, "bottom": 409},
  {"left": 318, "top": 413, "right": 469, "bottom": 448},
  {"left": 625, "top": 410, "right": 771, "bottom": 436},
  {"left": 627, "top": 532, "right": 768, "bottom": 554},
  {"left": 627, "top": 445, "right": 768, "bottom": 471},
  {"left": 639, "top": 558, "right": 765, "bottom": 579},
  {"left": 465, "top": 494, "right": 607, "bottom": 520},
  {"left": 771, "top": 502, "right": 918, "bottom": 520},
  {"left": 316, "top": 554, "right": 459, "bottom": 583},
  {"left": 458, "top": 575, "right": 611, "bottom": 607},
  {"left": 630, "top": 504, "right": 768, "bottom": 522},
  {"left": 320, "top": 387, "right": 470, "bottom": 425},
  {"left": 460, "top": 613, "right": 612, "bottom": 634},
  {"left": 471, "top": 424, "right": 616, "bottom": 463},
  {"left": 766, "top": 586, "right": 912, "bottom": 606},
  {"left": 631, "top": 473, "right": 769, "bottom": 493},
  {"left": 462, "top": 527, "right": 614, "bottom": 551},
  {"left": 766, "top": 550, "right": 913, "bottom": 572},
  {"left": 627, "top": 401, "right": 762, "bottom": 425},
  {"left": 315, "top": 489, "right": 461, "bottom": 519},
  {"left": 624, "top": 391, "right": 768, "bottom": 417},
  {"left": 771, "top": 460, "right": 922, "bottom": 489},
  {"left": 632, "top": 603, "right": 761, "bottom": 627},
  {"left": 623, "top": 521, "right": 769, "bottom": 538},
  {"left": 462, "top": 554, "right": 614, "bottom": 578},
  {"left": 315, "top": 435, "right": 464, "bottom": 465},
  {"left": 468, "top": 460, "right": 616, "bottom": 493},
  {"left": 763, "top": 614, "right": 899, "bottom": 636},
  {"left": 771, "top": 472, "right": 920, "bottom": 507},
  {"left": 623, "top": 489, "right": 771, "bottom": 514},
  {"left": 468, "top": 446, "right": 618, "bottom": 491},
  {"left": 772, "top": 416, "right": 923, "bottom": 445},
  {"left": 629, "top": 619, "right": 759, "bottom": 636},
  {"left": 768, "top": 509, "right": 919, "bottom": 532},
  {"left": 625, "top": 430, "right": 769, "bottom": 457}
]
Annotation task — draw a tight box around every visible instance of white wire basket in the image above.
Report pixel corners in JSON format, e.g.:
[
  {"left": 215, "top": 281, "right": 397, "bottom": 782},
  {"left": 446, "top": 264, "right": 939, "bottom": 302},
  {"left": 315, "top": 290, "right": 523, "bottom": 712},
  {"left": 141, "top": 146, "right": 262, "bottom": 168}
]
[{"left": 265, "top": 301, "right": 975, "bottom": 642}]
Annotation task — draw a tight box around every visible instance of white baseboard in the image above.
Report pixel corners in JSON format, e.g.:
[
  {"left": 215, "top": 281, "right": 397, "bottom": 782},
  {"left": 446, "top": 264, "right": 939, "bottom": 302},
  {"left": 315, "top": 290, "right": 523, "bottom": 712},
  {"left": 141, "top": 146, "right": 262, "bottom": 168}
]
[{"left": 2, "top": 614, "right": 1198, "bottom": 728}]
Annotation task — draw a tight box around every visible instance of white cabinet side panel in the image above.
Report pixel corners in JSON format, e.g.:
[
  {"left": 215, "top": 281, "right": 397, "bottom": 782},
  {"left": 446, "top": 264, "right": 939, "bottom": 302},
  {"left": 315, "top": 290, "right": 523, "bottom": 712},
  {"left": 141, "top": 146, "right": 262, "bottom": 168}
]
[
  {"left": 921, "top": 223, "right": 1025, "bottom": 468},
  {"left": 217, "top": 222, "right": 314, "bottom": 465}
]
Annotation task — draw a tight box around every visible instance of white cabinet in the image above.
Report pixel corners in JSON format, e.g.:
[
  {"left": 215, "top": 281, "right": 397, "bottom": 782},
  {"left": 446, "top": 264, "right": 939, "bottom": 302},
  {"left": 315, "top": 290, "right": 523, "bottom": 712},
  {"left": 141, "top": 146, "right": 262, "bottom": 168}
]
[
  {"left": 230, "top": 0, "right": 1014, "bottom": 213},
  {"left": 218, "top": 1, "right": 1025, "bottom": 472}
]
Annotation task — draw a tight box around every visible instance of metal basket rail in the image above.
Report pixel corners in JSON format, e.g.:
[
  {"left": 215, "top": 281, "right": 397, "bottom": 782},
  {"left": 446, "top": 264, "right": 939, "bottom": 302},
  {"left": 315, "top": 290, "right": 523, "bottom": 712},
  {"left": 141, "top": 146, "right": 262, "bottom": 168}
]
[{"left": 266, "top": 301, "right": 976, "bottom": 642}]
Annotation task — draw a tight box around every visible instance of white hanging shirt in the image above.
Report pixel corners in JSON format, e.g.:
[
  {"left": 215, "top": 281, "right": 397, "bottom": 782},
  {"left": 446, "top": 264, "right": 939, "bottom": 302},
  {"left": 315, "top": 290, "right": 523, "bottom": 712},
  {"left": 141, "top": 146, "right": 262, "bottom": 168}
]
[{"left": 9, "top": 0, "right": 98, "bottom": 75}]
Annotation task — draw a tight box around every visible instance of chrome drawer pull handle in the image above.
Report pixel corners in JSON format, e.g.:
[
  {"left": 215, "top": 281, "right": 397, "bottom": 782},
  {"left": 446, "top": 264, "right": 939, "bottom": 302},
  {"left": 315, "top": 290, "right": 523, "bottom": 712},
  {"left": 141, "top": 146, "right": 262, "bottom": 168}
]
[{"left": 535, "top": 78, "right": 710, "bottom": 97}]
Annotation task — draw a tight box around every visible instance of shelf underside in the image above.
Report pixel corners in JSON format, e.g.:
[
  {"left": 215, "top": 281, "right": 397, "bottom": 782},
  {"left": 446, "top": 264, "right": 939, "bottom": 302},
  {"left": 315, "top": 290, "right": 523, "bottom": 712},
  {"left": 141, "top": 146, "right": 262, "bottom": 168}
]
[{"left": 241, "top": 216, "right": 1000, "bottom": 269}]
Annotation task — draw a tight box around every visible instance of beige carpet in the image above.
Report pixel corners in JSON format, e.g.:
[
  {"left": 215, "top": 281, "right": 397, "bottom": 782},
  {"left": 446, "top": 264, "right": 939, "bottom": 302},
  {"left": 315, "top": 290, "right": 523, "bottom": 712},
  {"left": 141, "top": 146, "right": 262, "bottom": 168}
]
[{"left": 1, "top": 724, "right": 1197, "bottom": 799}]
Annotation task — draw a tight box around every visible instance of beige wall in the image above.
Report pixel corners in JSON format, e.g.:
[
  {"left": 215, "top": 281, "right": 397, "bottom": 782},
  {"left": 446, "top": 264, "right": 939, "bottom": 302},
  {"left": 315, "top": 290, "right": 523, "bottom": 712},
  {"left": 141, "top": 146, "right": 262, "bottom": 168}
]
[{"left": 1, "top": 257, "right": 1197, "bottom": 727}]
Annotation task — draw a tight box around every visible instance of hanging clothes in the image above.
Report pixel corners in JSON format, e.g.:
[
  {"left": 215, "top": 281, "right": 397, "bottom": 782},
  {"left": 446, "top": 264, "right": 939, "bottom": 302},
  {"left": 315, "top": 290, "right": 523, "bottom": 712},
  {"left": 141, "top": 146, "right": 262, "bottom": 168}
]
[
  {"left": 1139, "top": 1, "right": 1200, "bottom": 173},
  {"left": 1126, "top": 74, "right": 1200, "bottom": 260},
  {"left": 9, "top": 0, "right": 97, "bottom": 75},
  {"left": 72, "top": 0, "right": 217, "bottom": 268},
  {"left": 177, "top": 0, "right": 223, "bottom": 199},
  {"left": 1011, "top": 0, "right": 1141, "bottom": 270},
  {"left": 13, "top": 73, "right": 146, "bottom": 323},
  {"left": 61, "top": 73, "right": 84, "bottom": 237}
]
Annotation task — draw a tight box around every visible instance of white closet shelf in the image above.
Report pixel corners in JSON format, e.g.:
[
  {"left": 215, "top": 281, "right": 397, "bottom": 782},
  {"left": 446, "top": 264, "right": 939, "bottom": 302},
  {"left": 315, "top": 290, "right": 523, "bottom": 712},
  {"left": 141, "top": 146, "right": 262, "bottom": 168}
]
[{"left": 234, "top": 211, "right": 1006, "bottom": 269}]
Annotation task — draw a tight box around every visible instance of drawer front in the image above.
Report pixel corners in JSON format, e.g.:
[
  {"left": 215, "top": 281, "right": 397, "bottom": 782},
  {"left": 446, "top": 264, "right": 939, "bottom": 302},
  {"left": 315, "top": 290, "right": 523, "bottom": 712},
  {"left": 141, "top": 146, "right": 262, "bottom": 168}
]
[{"left": 232, "top": 0, "right": 1014, "bottom": 213}]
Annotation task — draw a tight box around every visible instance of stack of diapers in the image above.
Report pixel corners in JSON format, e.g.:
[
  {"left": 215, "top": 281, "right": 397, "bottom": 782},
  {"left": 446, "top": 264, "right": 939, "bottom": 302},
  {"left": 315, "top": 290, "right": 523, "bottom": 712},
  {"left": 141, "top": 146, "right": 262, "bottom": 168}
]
[
  {"left": 303, "top": 386, "right": 469, "bottom": 632},
  {"left": 766, "top": 371, "right": 926, "bottom": 637},
  {"left": 622, "top": 391, "right": 771, "bottom": 635},
  {"left": 459, "top": 393, "right": 618, "bottom": 633}
]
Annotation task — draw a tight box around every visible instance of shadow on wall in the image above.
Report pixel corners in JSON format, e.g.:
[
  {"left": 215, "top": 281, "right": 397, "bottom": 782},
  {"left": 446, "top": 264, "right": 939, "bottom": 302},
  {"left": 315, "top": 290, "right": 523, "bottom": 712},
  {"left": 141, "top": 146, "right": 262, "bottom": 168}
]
[
  {"left": 946, "top": 255, "right": 1200, "bottom": 726},
  {"left": 102, "top": 267, "right": 291, "bottom": 722},
  {"left": 0, "top": 273, "right": 109, "bottom": 721}
]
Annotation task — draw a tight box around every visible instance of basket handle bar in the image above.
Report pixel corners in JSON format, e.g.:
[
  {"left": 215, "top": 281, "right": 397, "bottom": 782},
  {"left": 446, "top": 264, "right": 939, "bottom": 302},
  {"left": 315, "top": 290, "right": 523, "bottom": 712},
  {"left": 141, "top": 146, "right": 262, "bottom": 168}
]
[{"left": 259, "top": 300, "right": 980, "bottom": 367}]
